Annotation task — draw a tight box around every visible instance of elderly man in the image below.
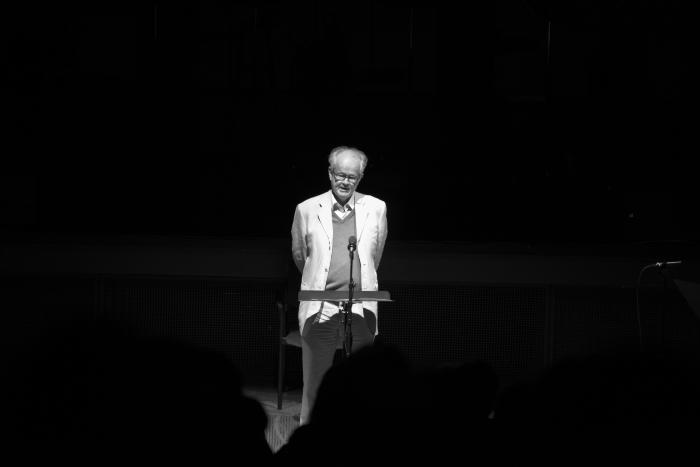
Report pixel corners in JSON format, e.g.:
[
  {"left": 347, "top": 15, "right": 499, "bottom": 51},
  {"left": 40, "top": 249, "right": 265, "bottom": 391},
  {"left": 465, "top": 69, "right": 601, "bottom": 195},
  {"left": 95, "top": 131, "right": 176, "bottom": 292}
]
[{"left": 291, "top": 146, "right": 388, "bottom": 424}]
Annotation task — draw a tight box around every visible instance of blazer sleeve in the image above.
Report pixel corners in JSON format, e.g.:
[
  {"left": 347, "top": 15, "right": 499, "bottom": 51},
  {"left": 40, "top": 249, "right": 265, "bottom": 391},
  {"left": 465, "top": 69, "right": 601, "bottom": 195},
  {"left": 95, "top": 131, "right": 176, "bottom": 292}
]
[
  {"left": 374, "top": 201, "right": 388, "bottom": 269},
  {"left": 291, "top": 204, "right": 307, "bottom": 273}
]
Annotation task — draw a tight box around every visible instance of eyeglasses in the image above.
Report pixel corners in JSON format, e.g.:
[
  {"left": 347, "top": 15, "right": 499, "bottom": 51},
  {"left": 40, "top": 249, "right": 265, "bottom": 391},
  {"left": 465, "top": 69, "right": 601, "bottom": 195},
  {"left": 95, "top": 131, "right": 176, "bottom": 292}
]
[{"left": 330, "top": 169, "right": 360, "bottom": 184}]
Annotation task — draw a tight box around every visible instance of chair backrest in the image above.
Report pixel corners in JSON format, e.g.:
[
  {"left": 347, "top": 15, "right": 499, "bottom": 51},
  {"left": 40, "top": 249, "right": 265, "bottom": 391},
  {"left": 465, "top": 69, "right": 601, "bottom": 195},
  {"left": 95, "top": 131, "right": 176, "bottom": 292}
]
[
  {"left": 278, "top": 258, "right": 302, "bottom": 338},
  {"left": 278, "top": 258, "right": 343, "bottom": 349}
]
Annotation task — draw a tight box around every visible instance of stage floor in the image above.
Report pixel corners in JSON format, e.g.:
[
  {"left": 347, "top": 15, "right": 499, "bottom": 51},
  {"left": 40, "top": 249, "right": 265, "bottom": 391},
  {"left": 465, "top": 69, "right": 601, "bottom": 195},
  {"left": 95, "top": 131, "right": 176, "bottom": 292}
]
[{"left": 244, "top": 385, "right": 302, "bottom": 452}]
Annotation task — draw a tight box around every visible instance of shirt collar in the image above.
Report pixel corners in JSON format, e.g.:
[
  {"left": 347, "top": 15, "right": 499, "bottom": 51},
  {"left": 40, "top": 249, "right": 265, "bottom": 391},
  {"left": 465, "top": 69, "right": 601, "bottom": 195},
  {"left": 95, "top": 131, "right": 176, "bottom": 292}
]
[{"left": 330, "top": 191, "right": 354, "bottom": 212}]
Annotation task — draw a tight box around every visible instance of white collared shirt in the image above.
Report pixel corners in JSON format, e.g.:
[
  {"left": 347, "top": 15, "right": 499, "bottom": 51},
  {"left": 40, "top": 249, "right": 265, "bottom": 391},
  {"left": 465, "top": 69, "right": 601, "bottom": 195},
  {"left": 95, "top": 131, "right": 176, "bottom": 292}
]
[{"left": 331, "top": 192, "right": 355, "bottom": 220}]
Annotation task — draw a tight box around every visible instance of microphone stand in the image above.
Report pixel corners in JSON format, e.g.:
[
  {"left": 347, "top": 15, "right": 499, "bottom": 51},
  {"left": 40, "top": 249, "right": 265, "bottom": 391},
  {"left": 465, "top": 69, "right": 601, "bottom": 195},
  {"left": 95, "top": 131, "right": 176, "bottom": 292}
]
[{"left": 343, "top": 239, "right": 356, "bottom": 359}]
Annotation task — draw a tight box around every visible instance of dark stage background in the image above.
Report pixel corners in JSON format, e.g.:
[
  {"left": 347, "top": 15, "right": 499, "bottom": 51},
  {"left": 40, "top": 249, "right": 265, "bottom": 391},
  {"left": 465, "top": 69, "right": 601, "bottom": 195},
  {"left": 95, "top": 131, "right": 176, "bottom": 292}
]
[
  {"left": 3, "top": 2, "right": 698, "bottom": 242},
  {"left": 3, "top": 3, "right": 700, "bottom": 388}
]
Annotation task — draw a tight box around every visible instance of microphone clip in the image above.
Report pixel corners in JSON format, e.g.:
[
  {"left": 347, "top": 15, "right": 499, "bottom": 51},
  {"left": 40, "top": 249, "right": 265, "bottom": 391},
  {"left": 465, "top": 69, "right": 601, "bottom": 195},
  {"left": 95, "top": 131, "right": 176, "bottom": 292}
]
[{"left": 347, "top": 236, "right": 357, "bottom": 253}]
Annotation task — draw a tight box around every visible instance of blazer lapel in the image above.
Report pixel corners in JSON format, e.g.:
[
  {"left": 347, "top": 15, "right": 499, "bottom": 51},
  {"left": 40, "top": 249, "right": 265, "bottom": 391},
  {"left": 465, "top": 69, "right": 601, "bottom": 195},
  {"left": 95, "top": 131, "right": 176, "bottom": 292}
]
[
  {"left": 317, "top": 192, "right": 333, "bottom": 242},
  {"left": 354, "top": 193, "right": 370, "bottom": 242}
]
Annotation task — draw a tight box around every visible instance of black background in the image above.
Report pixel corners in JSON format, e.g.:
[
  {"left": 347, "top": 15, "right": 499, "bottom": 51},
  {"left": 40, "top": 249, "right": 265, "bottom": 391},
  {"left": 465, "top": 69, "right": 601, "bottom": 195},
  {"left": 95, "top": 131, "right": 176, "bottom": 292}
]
[{"left": 3, "top": 2, "right": 697, "bottom": 244}]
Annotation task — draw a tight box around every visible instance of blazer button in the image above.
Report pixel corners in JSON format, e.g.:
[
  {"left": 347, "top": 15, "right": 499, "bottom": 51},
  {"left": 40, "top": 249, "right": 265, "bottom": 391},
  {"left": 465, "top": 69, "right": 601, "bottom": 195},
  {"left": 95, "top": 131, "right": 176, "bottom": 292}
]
[{"left": 324, "top": 268, "right": 328, "bottom": 272}]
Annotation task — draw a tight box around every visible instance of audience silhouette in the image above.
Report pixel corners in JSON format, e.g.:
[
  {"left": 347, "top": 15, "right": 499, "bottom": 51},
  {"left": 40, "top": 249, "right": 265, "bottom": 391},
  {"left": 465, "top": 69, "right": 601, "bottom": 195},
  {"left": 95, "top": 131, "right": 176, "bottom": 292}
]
[
  {"left": 2, "top": 316, "right": 273, "bottom": 464},
  {"left": 274, "top": 339, "right": 700, "bottom": 464},
  {"left": 5, "top": 310, "right": 700, "bottom": 465}
]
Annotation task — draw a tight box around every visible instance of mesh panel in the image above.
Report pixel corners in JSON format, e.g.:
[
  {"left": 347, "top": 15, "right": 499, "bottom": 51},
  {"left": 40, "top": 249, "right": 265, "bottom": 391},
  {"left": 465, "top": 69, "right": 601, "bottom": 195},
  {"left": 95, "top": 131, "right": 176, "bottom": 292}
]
[
  {"left": 7, "top": 274, "right": 699, "bottom": 392},
  {"left": 551, "top": 286, "right": 640, "bottom": 362},
  {"left": 104, "top": 277, "right": 281, "bottom": 385},
  {"left": 551, "top": 284, "right": 700, "bottom": 363},
  {"left": 378, "top": 282, "right": 547, "bottom": 387}
]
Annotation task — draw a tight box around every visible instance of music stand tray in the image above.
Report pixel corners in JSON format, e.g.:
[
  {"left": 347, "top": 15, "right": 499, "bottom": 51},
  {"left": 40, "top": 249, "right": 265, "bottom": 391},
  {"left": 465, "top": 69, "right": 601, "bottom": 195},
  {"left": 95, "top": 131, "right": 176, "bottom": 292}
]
[
  {"left": 297, "top": 290, "right": 392, "bottom": 303},
  {"left": 298, "top": 290, "right": 392, "bottom": 357}
]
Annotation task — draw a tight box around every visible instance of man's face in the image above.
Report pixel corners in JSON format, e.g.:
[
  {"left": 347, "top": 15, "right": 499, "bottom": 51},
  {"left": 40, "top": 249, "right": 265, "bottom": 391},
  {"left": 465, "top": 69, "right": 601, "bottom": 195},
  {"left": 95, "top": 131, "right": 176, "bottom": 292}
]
[{"left": 328, "top": 150, "right": 363, "bottom": 203}]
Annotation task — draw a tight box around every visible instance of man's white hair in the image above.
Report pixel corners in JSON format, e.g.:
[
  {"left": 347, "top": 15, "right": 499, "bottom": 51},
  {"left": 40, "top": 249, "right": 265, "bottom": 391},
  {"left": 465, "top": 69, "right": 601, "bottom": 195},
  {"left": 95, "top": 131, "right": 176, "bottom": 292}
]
[{"left": 328, "top": 146, "right": 368, "bottom": 173}]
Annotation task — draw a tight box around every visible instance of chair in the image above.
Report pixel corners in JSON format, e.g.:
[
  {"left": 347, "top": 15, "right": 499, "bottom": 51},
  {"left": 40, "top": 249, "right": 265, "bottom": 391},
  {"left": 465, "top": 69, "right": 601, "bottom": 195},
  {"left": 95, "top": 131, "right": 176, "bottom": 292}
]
[
  {"left": 276, "top": 259, "right": 304, "bottom": 410},
  {"left": 276, "top": 293, "right": 301, "bottom": 410}
]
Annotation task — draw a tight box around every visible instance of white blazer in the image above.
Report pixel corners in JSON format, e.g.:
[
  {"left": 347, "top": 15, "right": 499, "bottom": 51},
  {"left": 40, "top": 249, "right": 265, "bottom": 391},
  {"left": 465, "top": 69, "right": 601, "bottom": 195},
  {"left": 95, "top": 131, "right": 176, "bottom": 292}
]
[{"left": 291, "top": 190, "right": 388, "bottom": 333}]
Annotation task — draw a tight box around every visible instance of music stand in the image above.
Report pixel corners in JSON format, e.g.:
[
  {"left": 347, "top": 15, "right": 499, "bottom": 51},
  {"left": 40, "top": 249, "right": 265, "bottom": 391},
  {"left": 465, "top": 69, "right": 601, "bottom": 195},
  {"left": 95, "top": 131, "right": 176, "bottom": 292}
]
[
  {"left": 662, "top": 261, "right": 700, "bottom": 321},
  {"left": 298, "top": 290, "right": 392, "bottom": 358}
]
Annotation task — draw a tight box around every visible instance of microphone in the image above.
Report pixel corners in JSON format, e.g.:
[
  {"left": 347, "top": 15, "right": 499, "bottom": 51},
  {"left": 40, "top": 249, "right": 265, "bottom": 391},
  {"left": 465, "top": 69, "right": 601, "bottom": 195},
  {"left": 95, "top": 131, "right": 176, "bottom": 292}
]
[{"left": 348, "top": 235, "right": 357, "bottom": 253}]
